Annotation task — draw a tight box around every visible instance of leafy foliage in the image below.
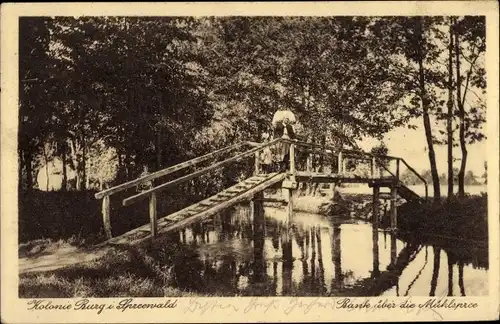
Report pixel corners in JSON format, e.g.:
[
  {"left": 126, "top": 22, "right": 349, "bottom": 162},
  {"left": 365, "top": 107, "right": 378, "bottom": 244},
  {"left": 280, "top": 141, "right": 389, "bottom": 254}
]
[{"left": 18, "top": 16, "right": 486, "bottom": 195}]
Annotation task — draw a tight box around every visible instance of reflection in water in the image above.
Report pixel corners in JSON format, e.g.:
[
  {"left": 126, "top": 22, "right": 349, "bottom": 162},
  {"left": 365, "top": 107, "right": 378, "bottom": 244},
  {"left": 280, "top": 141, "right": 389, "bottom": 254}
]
[
  {"left": 430, "top": 246, "right": 441, "bottom": 296},
  {"left": 448, "top": 252, "right": 454, "bottom": 296},
  {"left": 332, "top": 224, "right": 342, "bottom": 291},
  {"left": 156, "top": 204, "right": 488, "bottom": 297},
  {"left": 404, "top": 247, "right": 428, "bottom": 296},
  {"left": 372, "top": 227, "right": 379, "bottom": 278},
  {"left": 458, "top": 261, "right": 466, "bottom": 296},
  {"left": 390, "top": 234, "right": 397, "bottom": 266}
]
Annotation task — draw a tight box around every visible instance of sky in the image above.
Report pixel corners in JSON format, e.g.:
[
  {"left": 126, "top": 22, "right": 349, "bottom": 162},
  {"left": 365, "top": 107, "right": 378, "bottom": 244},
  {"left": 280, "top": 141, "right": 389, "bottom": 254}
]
[{"left": 359, "top": 126, "right": 487, "bottom": 176}]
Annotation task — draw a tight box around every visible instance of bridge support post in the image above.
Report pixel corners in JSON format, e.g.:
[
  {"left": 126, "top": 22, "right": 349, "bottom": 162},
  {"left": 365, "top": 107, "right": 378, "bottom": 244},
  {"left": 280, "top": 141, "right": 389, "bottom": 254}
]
[
  {"left": 249, "top": 197, "right": 255, "bottom": 222},
  {"left": 372, "top": 185, "right": 380, "bottom": 227},
  {"left": 372, "top": 222, "right": 380, "bottom": 278},
  {"left": 149, "top": 192, "right": 157, "bottom": 237},
  {"left": 102, "top": 195, "right": 112, "bottom": 239},
  {"left": 281, "top": 141, "right": 295, "bottom": 264},
  {"left": 390, "top": 185, "right": 398, "bottom": 231}
]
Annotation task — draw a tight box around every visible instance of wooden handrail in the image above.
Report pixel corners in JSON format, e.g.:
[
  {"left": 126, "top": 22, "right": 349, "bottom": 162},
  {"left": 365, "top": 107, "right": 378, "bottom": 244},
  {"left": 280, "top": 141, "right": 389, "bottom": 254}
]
[
  {"left": 380, "top": 158, "right": 428, "bottom": 199},
  {"left": 380, "top": 161, "right": 397, "bottom": 178},
  {"left": 281, "top": 139, "right": 400, "bottom": 160},
  {"left": 254, "top": 138, "right": 426, "bottom": 197},
  {"left": 400, "top": 158, "right": 428, "bottom": 199},
  {"left": 122, "top": 138, "right": 282, "bottom": 206},
  {"left": 95, "top": 142, "right": 249, "bottom": 199}
]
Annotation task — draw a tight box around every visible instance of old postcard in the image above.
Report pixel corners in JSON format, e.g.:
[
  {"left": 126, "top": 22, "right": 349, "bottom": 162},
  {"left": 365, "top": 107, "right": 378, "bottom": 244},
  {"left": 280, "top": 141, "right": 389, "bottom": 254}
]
[{"left": 1, "top": 1, "right": 499, "bottom": 323}]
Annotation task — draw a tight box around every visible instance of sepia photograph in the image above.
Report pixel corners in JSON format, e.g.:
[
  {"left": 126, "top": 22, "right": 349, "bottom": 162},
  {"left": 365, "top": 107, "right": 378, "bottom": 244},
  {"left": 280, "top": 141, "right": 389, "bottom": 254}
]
[{"left": 1, "top": 1, "right": 499, "bottom": 323}]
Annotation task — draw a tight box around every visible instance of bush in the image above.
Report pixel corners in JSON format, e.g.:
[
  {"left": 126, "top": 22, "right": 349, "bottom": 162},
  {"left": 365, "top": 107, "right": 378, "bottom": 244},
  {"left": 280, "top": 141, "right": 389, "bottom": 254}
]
[{"left": 398, "top": 195, "right": 488, "bottom": 243}]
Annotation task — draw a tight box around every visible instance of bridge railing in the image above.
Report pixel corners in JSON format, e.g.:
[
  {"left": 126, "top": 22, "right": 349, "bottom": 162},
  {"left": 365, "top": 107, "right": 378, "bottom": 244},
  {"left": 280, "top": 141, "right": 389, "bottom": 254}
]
[
  {"left": 94, "top": 138, "right": 281, "bottom": 239},
  {"left": 282, "top": 139, "right": 399, "bottom": 178},
  {"left": 95, "top": 136, "right": 428, "bottom": 240},
  {"left": 280, "top": 139, "right": 427, "bottom": 199},
  {"left": 398, "top": 158, "right": 429, "bottom": 199}
]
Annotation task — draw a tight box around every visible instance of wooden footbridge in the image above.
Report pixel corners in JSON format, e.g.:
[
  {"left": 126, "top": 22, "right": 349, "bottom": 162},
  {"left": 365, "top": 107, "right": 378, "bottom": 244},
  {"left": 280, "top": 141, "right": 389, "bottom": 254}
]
[{"left": 95, "top": 135, "right": 428, "bottom": 246}]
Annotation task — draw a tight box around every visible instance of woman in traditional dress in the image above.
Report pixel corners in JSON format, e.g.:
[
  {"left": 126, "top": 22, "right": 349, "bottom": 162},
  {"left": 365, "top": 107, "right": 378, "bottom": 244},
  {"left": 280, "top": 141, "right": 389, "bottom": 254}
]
[{"left": 271, "top": 108, "right": 297, "bottom": 171}]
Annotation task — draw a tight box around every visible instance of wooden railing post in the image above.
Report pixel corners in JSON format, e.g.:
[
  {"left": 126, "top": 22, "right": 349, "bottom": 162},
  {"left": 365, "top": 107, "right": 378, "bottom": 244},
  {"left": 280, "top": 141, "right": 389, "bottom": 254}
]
[
  {"left": 371, "top": 156, "right": 376, "bottom": 178},
  {"left": 149, "top": 192, "right": 157, "bottom": 237},
  {"left": 254, "top": 151, "right": 260, "bottom": 175},
  {"left": 338, "top": 151, "right": 343, "bottom": 174},
  {"left": 390, "top": 185, "right": 398, "bottom": 231},
  {"left": 396, "top": 159, "right": 400, "bottom": 181},
  {"left": 102, "top": 195, "right": 112, "bottom": 239}
]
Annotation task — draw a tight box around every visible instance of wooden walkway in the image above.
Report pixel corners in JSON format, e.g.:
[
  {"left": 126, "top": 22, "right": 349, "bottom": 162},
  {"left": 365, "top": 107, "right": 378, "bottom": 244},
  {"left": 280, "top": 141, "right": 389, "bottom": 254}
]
[
  {"left": 100, "top": 172, "right": 286, "bottom": 246},
  {"left": 94, "top": 137, "right": 428, "bottom": 247}
]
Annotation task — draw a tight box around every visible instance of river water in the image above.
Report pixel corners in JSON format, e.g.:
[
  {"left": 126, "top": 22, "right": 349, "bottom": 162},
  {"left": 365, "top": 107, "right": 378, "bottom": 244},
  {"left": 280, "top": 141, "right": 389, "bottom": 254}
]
[{"left": 159, "top": 205, "right": 488, "bottom": 297}]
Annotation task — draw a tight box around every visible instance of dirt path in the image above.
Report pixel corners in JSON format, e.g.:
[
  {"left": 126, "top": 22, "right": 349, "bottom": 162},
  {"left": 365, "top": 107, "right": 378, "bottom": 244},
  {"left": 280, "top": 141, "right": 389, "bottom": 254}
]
[{"left": 19, "top": 245, "right": 111, "bottom": 274}]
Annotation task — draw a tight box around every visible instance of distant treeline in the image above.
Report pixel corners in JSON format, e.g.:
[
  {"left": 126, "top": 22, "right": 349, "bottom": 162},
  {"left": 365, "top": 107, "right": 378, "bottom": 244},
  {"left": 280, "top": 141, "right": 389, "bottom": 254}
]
[{"left": 400, "top": 167, "right": 486, "bottom": 186}]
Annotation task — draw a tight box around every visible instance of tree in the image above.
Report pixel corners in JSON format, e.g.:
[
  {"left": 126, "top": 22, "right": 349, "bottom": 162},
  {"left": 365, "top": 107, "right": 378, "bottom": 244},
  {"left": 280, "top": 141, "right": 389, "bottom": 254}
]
[
  {"left": 453, "top": 16, "right": 486, "bottom": 197},
  {"left": 446, "top": 18, "right": 455, "bottom": 200},
  {"left": 371, "top": 17, "right": 445, "bottom": 201},
  {"left": 464, "top": 170, "right": 477, "bottom": 186},
  {"left": 22, "top": 16, "right": 479, "bottom": 199},
  {"left": 20, "top": 17, "right": 214, "bottom": 191},
  {"left": 19, "top": 17, "right": 56, "bottom": 191}
]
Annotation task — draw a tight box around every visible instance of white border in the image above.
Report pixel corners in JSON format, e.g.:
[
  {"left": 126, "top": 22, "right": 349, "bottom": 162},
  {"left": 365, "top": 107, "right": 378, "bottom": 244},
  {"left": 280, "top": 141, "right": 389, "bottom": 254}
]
[{"left": 1, "top": 2, "right": 499, "bottom": 323}]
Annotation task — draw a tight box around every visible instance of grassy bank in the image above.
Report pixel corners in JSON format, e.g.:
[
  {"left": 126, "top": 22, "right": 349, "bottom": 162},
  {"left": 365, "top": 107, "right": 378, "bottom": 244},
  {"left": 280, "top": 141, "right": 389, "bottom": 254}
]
[
  {"left": 19, "top": 188, "right": 204, "bottom": 245},
  {"left": 19, "top": 237, "right": 215, "bottom": 298}
]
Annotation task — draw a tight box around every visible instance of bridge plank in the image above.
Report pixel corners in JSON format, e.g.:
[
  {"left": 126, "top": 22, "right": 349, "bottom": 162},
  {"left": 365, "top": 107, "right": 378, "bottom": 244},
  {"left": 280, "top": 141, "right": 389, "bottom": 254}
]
[{"left": 99, "top": 173, "right": 285, "bottom": 246}]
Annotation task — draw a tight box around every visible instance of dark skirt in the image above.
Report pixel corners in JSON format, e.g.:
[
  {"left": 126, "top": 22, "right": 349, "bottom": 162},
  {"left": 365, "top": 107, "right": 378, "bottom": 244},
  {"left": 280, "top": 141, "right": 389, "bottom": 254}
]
[{"left": 273, "top": 122, "right": 295, "bottom": 164}]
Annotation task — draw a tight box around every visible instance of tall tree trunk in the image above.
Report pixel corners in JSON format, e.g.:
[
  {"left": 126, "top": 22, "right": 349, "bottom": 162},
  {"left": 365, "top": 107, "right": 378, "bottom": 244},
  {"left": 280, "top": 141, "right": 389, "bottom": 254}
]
[
  {"left": 417, "top": 17, "right": 441, "bottom": 201},
  {"left": 24, "top": 150, "right": 33, "bottom": 190},
  {"left": 81, "top": 135, "right": 87, "bottom": 190},
  {"left": 18, "top": 149, "right": 24, "bottom": 191},
  {"left": 447, "top": 20, "right": 454, "bottom": 200},
  {"left": 42, "top": 144, "right": 50, "bottom": 191},
  {"left": 61, "top": 141, "right": 67, "bottom": 191},
  {"left": 75, "top": 172, "right": 81, "bottom": 191},
  {"left": 455, "top": 27, "right": 467, "bottom": 198}
]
